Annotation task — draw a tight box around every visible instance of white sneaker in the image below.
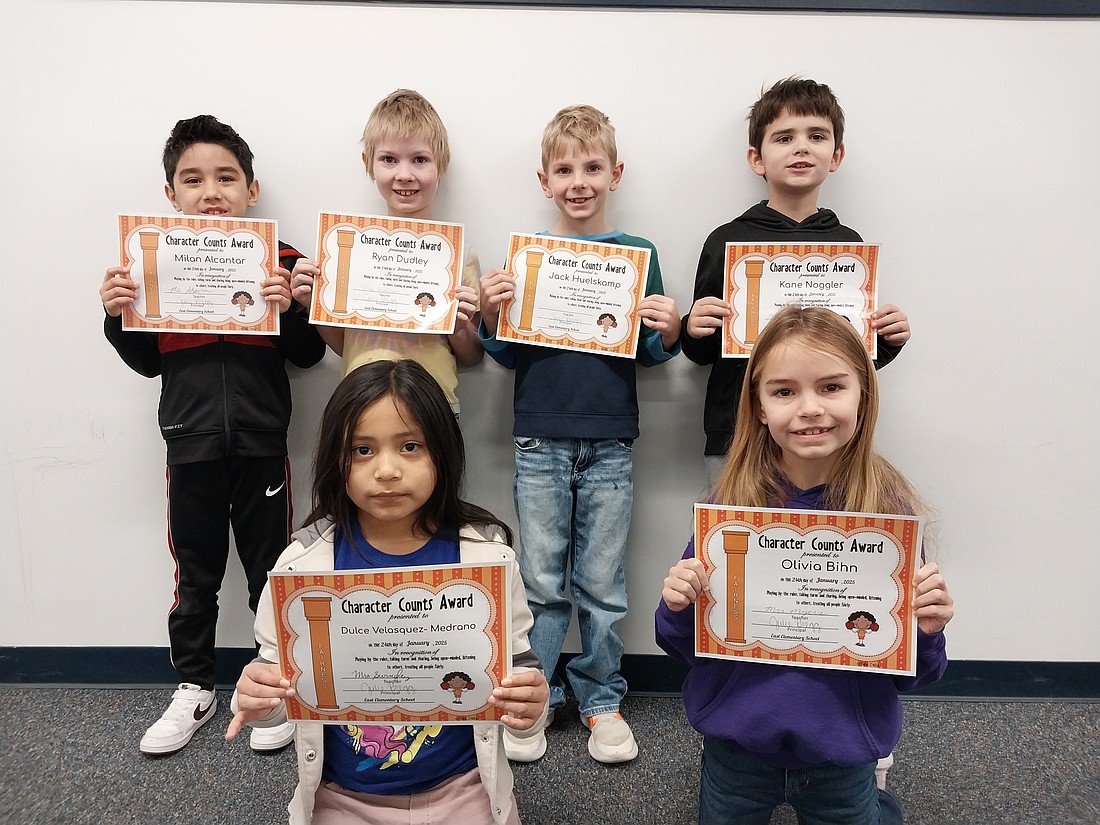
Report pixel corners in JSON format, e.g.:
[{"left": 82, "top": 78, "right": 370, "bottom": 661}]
[
  {"left": 586, "top": 712, "right": 638, "bottom": 763},
  {"left": 502, "top": 707, "right": 553, "bottom": 762},
  {"left": 875, "top": 753, "right": 895, "bottom": 790},
  {"left": 139, "top": 683, "right": 217, "bottom": 755},
  {"left": 503, "top": 728, "right": 547, "bottom": 762},
  {"left": 250, "top": 720, "right": 295, "bottom": 752}
]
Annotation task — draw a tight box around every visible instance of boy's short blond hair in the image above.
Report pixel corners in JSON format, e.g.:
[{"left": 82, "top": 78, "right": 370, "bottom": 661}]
[
  {"left": 361, "top": 89, "right": 451, "bottom": 178},
  {"left": 540, "top": 104, "right": 617, "bottom": 170}
]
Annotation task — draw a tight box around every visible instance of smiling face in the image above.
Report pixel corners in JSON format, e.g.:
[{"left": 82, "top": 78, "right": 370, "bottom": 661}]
[
  {"left": 538, "top": 143, "right": 622, "bottom": 236},
  {"left": 165, "top": 143, "right": 259, "bottom": 218},
  {"left": 366, "top": 133, "right": 440, "bottom": 220},
  {"left": 747, "top": 109, "right": 844, "bottom": 199},
  {"left": 755, "top": 339, "right": 861, "bottom": 489},
  {"left": 345, "top": 396, "right": 437, "bottom": 545}
]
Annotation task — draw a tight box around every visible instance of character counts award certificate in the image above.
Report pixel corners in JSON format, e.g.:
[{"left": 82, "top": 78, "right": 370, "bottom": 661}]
[
  {"left": 494, "top": 233, "right": 649, "bottom": 358},
  {"left": 722, "top": 243, "right": 879, "bottom": 358},
  {"left": 309, "top": 212, "right": 463, "bottom": 335},
  {"left": 118, "top": 214, "right": 278, "bottom": 334},
  {"left": 693, "top": 504, "right": 921, "bottom": 676},
  {"left": 269, "top": 562, "right": 510, "bottom": 724}
]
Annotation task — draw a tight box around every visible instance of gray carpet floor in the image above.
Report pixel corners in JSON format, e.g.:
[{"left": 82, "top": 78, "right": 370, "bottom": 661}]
[{"left": 1, "top": 689, "right": 1097, "bottom": 824}]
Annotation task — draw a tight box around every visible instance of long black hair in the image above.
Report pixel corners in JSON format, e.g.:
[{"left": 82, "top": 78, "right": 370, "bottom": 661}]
[{"left": 304, "top": 359, "right": 512, "bottom": 545}]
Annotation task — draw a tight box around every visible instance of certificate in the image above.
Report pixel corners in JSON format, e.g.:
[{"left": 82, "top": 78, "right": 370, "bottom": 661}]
[
  {"left": 495, "top": 233, "right": 650, "bottom": 358},
  {"left": 309, "top": 212, "right": 463, "bottom": 335},
  {"left": 693, "top": 504, "right": 921, "bottom": 676},
  {"left": 118, "top": 214, "right": 278, "bottom": 335},
  {"left": 721, "top": 243, "right": 879, "bottom": 358},
  {"left": 269, "top": 562, "right": 510, "bottom": 724}
]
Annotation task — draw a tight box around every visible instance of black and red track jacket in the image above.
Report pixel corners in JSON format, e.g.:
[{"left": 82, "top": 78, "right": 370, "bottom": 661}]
[{"left": 104, "top": 242, "right": 326, "bottom": 465}]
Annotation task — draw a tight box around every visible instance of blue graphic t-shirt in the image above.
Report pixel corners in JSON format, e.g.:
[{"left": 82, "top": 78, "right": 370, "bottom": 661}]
[{"left": 322, "top": 520, "right": 477, "bottom": 795}]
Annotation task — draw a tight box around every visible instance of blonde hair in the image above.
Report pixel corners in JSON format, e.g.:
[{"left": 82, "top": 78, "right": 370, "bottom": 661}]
[
  {"left": 713, "top": 305, "right": 921, "bottom": 515},
  {"left": 540, "top": 104, "right": 617, "bottom": 170},
  {"left": 361, "top": 89, "right": 450, "bottom": 178}
]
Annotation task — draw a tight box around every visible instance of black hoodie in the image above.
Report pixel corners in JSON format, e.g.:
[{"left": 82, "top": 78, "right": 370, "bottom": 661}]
[{"left": 679, "top": 202, "right": 904, "bottom": 456}]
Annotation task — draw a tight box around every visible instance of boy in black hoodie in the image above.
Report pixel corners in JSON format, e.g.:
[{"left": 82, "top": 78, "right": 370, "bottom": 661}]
[{"left": 680, "top": 78, "right": 911, "bottom": 485}]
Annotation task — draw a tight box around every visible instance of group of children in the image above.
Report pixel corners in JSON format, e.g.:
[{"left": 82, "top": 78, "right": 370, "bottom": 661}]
[{"left": 100, "top": 79, "right": 954, "bottom": 824}]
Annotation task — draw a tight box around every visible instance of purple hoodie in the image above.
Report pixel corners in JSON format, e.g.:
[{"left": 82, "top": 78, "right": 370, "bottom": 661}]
[{"left": 654, "top": 483, "right": 948, "bottom": 768}]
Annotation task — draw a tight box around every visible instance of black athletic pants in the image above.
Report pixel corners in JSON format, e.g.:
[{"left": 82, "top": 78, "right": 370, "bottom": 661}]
[{"left": 165, "top": 455, "right": 292, "bottom": 689}]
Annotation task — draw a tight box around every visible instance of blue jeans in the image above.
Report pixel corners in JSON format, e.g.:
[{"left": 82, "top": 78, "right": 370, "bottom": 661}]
[
  {"left": 513, "top": 436, "right": 633, "bottom": 718},
  {"left": 699, "top": 737, "right": 904, "bottom": 825}
]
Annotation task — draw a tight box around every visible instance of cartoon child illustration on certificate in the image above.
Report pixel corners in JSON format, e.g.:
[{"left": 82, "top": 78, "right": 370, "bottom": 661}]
[
  {"left": 231, "top": 290, "right": 255, "bottom": 316},
  {"left": 440, "top": 671, "right": 474, "bottom": 704},
  {"left": 846, "top": 611, "right": 880, "bottom": 647},
  {"left": 597, "top": 312, "right": 618, "bottom": 337},
  {"left": 415, "top": 292, "right": 436, "bottom": 316}
]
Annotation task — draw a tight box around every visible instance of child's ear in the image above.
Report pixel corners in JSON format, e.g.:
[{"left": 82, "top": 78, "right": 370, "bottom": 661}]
[
  {"left": 747, "top": 147, "right": 767, "bottom": 179},
  {"left": 537, "top": 168, "right": 553, "bottom": 199},
  {"left": 164, "top": 184, "right": 181, "bottom": 212},
  {"left": 362, "top": 150, "right": 375, "bottom": 180},
  {"left": 829, "top": 143, "right": 845, "bottom": 173},
  {"left": 609, "top": 161, "right": 624, "bottom": 191},
  {"left": 756, "top": 402, "right": 768, "bottom": 425},
  {"left": 248, "top": 178, "right": 260, "bottom": 206}
]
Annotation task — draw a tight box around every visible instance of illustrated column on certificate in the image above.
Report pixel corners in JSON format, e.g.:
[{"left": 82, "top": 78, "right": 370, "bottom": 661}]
[
  {"left": 519, "top": 249, "right": 544, "bottom": 331},
  {"left": 301, "top": 596, "right": 339, "bottom": 710},
  {"left": 723, "top": 529, "right": 750, "bottom": 644},
  {"left": 333, "top": 229, "right": 356, "bottom": 315},
  {"left": 139, "top": 231, "right": 162, "bottom": 319},
  {"left": 744, "top": 259, "right": 764, "bottom": 344}
]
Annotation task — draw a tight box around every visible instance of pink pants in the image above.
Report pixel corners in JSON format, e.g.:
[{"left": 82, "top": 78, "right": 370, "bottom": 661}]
[{"left": 311, "top": 768, "right": 521, "bottom": 825}]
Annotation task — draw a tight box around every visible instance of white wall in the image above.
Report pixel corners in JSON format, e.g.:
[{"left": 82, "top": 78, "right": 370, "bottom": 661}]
[{"left": 1, "top": 0, "right": 1097, "bottom": 666}]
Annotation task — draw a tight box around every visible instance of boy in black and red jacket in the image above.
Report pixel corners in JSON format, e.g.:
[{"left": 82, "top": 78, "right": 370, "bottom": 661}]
[{"left": 99, "top": 115, "right": 325, "bottom": 756}]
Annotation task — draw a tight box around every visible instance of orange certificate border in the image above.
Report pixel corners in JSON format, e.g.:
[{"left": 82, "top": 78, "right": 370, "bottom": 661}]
[
  {"left": 269, "top": 562, "right": 508, "bottom": 724},
  {"left": 495, "top": 233, "right": 649, "bottom": 358},
  {"left": 721, "top": 243, "right": 879, "bottom": 358},
  {"left": 310, "top": 212, "right": 463, "bottom": 334},
  {"left": 117, "top": 214, "right": 278, "bottom": 334},
  {"left": 693, "top": 504, "right": 920, "bottom": 676}
]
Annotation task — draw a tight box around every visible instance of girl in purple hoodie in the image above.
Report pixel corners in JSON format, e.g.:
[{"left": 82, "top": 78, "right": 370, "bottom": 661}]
[{"left": 656, "top": 306, "right": 953, "bottom": 825}]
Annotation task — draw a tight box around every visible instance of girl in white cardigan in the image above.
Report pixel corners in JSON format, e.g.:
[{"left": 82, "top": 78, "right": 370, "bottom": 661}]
[{"left": 227, "top": 360, "right": 548, "bottom": 824}]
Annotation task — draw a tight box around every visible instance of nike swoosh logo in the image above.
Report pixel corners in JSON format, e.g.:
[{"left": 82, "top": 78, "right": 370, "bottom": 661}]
[
  {"left": 265, "top": 483, "right": 286, "bottom": 497},
  {"left": 193, "top": 698, "right": 215, "bottom": 722}
]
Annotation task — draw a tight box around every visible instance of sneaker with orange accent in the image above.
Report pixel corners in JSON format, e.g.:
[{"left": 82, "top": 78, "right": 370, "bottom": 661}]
[
  {"left": 139, "top": 683, "right": 217, "bottom": 755},
  {"left": 586, "top": 712, "right": 638, "bottom": 763}
]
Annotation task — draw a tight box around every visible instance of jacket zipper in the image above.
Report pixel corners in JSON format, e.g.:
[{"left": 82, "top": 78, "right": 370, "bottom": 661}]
[{"left": 219, "top": 334, "right": 231, "bottom": 453}]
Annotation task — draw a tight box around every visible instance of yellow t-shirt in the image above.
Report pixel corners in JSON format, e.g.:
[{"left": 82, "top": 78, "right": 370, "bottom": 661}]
[{"left": 342, "top": 250, "right": 481, "bottom": 411}]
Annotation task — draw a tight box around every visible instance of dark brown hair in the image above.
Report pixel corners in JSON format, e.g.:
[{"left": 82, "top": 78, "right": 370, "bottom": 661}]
[{"left": 748, "top": 77, "right": 845, "bottom": 153}]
